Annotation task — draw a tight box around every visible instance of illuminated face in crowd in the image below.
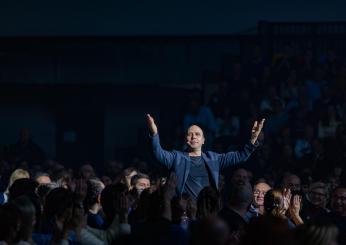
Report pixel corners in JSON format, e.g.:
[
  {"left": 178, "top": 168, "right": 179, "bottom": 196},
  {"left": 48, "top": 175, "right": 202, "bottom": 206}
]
[
  {"left": 36, "top": 175, "right": 51, "bottom": 185},
  {"left": 283, "top": 174, "right": 301, "bottom": 192},
  {"left": 253, "top": 182, "right": 271, "bottom": 207},
  {"left": 231, "top": 168, "right": 250, "bottom": 186},
  {"left": 186, "top": 125, "right": 205, "bottom": 151},
  {"left": 331, "top": 187, "right": 346, "bottom": 216},
  {"left": 135, "top": 178, "right": 151, "bottom": 195},
  {"left": 308, "top": 187, "right": 328, "bottom": 208}
]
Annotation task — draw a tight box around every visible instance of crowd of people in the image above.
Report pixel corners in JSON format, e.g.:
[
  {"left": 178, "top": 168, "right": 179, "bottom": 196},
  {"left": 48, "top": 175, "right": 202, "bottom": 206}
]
[{"left": 0, "top": 46, "right": 345, "bottom": 244}]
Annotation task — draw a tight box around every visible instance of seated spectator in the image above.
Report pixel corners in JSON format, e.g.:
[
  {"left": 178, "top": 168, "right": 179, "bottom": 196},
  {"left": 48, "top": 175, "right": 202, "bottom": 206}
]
[
  {"left": 119, "top": 167, "right": 138, "bottom": 190},
  {"left": 42, "top": 180, "right": 130, "bottom": 244},
  {"left": 196, "top": 187, "right": 221, "bottom": 220},
  {"left": 12, "top": 195, "right": 37, "bottom": 244},
  {"left": 264, "top": 189, "right": 304, "bottom": 227},
  {"left": 36, "top": 182, "right": 59, "bottom": 210},
  {"left": 230, "top": 168, "right": 251, "bottom": 186},
  {"left": 282, "top": 174, "right": 301, "bottom": 194},
  {"left": 8, "top": 178, "right": 39, "bottom": 202},
  {"left": 301, "top": 182, "right": 329, "bottom": 222},
  {"left": 325, "top": 186, "right": 346, "bottom": 244},
  {"left": 41, "top": 187, "right": 75, "bottom": 235},
  {"left": 85, "top": 178, "right": 105, "bottom": 229},
  {"left": 1, "top": 169, "right": 30, "bottom": 205},
  {"left": 101, "top": 183, "right": 128, "bottom": 228},
  {"left": 130, "top": 174, "right": 189, "bottom": 245},
  {"left": 219, "top": 182, "right": 253, "bottom": 235},
  {"left": 131, "top": 173, "right": 151, "bottom": 196},
  {"left": 78, "top": 164, "right": 96, "bottom": 180},
  {"left": 50, "top": 168, "right": 72, "bottom": 189},
  {"left": 34, "top": 172, "right": 51, "bottom": 185},
  {"left": 251, "top": 181, "right": 272, "bottom": 216}
]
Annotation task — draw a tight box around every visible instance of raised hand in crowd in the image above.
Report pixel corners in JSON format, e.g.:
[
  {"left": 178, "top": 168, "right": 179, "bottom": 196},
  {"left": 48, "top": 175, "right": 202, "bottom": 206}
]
[
  {"left": 281, "top": 188, "right": 292, "bottom": 216},
  {"left": 146, "top": 114, "right": 158, "bottom": 136},
  {"left": 250, "top": 119, "right": 265, "bottom": 145},
  {"left": 288, "top": 195, "right": 304, "bottom": 225}
]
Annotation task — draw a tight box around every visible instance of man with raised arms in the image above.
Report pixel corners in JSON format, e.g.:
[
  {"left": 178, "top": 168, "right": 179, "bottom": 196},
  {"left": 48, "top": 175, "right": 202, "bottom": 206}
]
[{"left": 146, "top": 114, "right": 265, "bottom": 200}]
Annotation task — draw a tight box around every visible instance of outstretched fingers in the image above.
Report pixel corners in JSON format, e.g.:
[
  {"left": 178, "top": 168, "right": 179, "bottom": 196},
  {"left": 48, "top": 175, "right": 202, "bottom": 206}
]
[
  {"left": 252, "top": 121, "right": 258, "bottom": 131},
  {"left": 259, "top": 118, "right": 265, "bottom": 129},
  {"left": 146, "top": 114, "right": 154, "bottom": 123}
]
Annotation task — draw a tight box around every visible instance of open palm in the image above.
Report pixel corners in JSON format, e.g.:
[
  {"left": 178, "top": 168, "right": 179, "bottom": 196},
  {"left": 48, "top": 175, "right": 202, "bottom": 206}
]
[{"left": 250, "top": 118, "right": 265, "bottom": 144}]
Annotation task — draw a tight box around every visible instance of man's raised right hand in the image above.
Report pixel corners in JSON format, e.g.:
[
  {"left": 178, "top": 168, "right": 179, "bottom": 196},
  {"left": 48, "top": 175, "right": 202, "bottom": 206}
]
[{"left": 146, "top": 114, "right": 158, "bottom": 136}]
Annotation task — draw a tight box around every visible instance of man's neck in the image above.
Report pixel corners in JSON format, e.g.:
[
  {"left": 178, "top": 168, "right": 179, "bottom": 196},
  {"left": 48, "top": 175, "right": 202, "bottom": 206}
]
[
  {"left": 189, "top": 151, "right": 202, "bottom": 157},
  {"left": 189, "top": 149, "right": 202, "bottom": 157},
  {"left": 252, "top": 203, "right": 265, "bottom": 215}
]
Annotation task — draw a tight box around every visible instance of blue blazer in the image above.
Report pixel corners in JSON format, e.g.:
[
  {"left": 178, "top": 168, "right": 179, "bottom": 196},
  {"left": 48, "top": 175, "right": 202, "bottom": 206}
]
[{"left": 150, "top": 134, "right": 258, "bottom": 194}]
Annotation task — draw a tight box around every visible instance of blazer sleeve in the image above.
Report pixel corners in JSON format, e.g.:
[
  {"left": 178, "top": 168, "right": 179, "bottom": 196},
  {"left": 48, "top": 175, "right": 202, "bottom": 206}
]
[
  {"left": 150, "top": 134, "right": 176, "bottom": 169},
  {"left": 218, "top": 141, "right": 258, "bottom": 170}
]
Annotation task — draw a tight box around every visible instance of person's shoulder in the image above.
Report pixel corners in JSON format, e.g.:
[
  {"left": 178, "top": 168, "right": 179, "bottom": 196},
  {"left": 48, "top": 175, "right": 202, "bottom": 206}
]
[
  {"left": 171, "top": 149, "right": 183, "bottom": 154},
  {"left": 173, "top": 150, "right": 191, "bottom": 160},
  {"left": 203, "top": 151, "right": 220, "bottom": 159}
]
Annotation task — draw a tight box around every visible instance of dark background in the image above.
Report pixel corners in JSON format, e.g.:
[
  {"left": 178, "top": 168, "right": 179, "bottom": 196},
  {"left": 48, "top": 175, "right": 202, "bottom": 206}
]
[{"left": 1, "top": 1, "right": 346, "bottom": 169}]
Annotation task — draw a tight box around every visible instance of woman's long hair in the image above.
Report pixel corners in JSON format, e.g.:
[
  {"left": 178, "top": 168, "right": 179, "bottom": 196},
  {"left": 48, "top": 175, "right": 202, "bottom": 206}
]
[{"left": 264, "top": 189, "right": 285, "bottom": 218}]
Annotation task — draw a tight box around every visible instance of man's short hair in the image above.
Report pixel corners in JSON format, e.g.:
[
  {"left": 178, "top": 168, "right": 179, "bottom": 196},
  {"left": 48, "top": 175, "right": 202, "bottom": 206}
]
[
  {"left": 85, "top": 178, "right": 105, "bottom": 208},
  {"left": 131, "top": 173, "right": 150, "bottom": 186},
  {"left": 34, "top": 172, "right": 50, "bottom": 180},
  {"left": 254, "top": 180, "right": 272, "bottom": 188}
]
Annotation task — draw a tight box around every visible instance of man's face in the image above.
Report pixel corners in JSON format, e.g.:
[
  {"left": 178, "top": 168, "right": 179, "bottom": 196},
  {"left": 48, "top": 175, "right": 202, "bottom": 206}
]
[
  {"left": 186, "top": 125, "right": 205, "bottom": 150},
  {"left": 135, "top": 178, "right": 151, "bottom": 194},
  {"left": 308, "top": 188, "right": 327, "bottom": 207},
  {"left": 36, "top": 176, "right": 51, "bottom": 184},
  {"left": 284, "top": 175, "right": 301, "bottom": 192},
  {"left": 231, "top": 169, "right": 249, "bottom": 186},
  {"left": 253, "top": 183, "right": 271, "bottom": 206},
  {"left": 331, "top": 188, "right": 346, "bottom": 216}
]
